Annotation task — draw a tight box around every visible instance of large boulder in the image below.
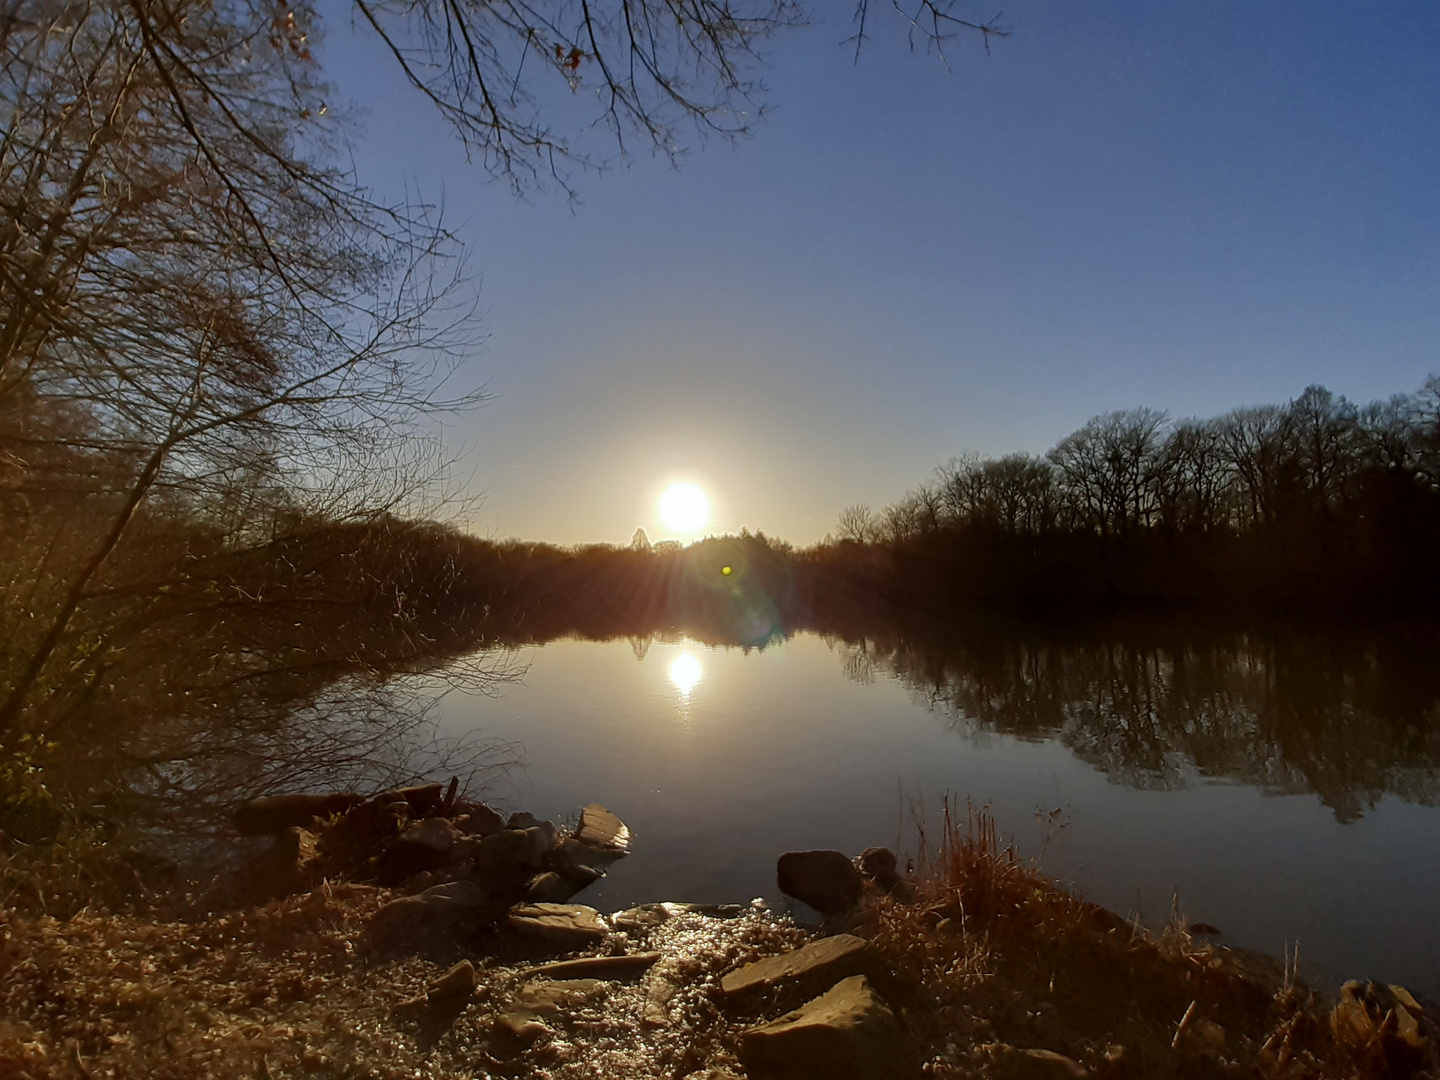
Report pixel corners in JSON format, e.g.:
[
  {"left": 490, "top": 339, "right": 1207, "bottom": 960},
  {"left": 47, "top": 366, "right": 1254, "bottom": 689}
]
[
  {"left": 776, "top": 850, "right": 864, "bottom": 914},
  {"left": 738, "top": 975, "right": 915, "bottom": 1080},
  {"left": 365, "top": 880, "right": 495, "bottom": 952},
  {"left": 241, "top": 826, "right": 321, "bottom": 902},
  {"left": 456, "top": 803, "right": 506, "bottom": 836},
  {"left": 376, "top": 817, "right": 461, "bottom": 885},
  {"left": 233, "top": 792, "right": 362, "bottom": 835}
]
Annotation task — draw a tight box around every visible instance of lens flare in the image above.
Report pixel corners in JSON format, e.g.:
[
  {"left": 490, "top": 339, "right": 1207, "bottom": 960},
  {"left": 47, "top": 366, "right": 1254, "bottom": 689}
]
[{"left": 669, "top": 652, "right": 702, "bottom": 697}]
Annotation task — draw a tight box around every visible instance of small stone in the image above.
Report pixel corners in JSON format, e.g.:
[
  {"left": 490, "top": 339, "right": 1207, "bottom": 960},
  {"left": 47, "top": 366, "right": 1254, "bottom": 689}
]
[
  {"left": 721, "top": 934, "right": 876, "bottom": 998},
  {"left": 739, "top": 975, "right": 915, "bottom": 1080},
  {"left": 777, "top": 850, "right": 864, "bottom": 914},
  {"left": 508, "top": 903, "right": 608, "bottom": 947},
  {"left": 988, "top": 1044, "right": 1089, "bottom": 1080},
  {"left": 644, "top": 972, "right": 678, "bottom": 1028},
  {"left": 508, "top": 810, "right": 555, "bottom": 837},
  {"left": 669, "top": 902, "right": 746, "bottom": 918},
  {"left": 610, "top": 905, "right": 671, "bottom": 931},
  {"left": 515, "top": 979, "right": 602, "bottom": 1013},
  {"left": 575, "top": 804, "right": 630, "bottom": 853},
  {"left": 495, "top": 1013, "right": 551, "bottom": 1043}
]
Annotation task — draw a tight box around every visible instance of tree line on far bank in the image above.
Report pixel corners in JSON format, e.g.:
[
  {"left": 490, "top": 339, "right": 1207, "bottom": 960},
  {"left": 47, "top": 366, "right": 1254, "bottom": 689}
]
[{"left": 817, "top": 379, "right": 1440, "bottom": 610}]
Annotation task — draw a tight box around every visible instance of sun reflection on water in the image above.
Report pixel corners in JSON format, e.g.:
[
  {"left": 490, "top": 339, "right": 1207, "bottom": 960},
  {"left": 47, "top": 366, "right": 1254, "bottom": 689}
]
[{"left": 669, "top": 651, "right": 702, "bottom": 697}]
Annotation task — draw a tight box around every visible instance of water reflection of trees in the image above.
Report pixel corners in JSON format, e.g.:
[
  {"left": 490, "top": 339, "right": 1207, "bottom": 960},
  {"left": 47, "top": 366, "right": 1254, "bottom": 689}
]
[{"left": 832, "top": 621, "right": 1440, "bottom": 821}]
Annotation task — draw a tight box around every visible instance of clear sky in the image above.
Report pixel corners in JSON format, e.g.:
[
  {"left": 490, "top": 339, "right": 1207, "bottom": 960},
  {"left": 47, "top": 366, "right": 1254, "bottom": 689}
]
[{"left": 320, "top": 2, "right": 1440, "bottom": 545}]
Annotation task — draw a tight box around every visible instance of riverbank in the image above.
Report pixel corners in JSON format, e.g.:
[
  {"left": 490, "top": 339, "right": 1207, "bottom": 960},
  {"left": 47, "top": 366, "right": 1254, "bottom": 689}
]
[{"left": 1, "top": 793, "right": 1435, "bottom": 1079}]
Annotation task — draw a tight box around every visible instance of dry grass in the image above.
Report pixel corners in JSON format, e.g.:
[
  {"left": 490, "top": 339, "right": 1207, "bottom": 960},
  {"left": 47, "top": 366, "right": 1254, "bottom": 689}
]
[
  {"left": 859, "top": 798, "right": 1437, "bottom": 1079},
  {"left": 0, "top": 863, "right": 807, "bottom": 1080}
]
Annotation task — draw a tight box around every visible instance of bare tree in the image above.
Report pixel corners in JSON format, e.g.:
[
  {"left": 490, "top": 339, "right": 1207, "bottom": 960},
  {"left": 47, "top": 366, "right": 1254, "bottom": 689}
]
[
  {"left": 351, "top": 0, "right": 1009, "bottom": 192},
  {"left": 0, "top": 0, "right": 476, "bottom": 730},
  {"left": 836, "top": 502, "right": 878, "bottom": 543}
]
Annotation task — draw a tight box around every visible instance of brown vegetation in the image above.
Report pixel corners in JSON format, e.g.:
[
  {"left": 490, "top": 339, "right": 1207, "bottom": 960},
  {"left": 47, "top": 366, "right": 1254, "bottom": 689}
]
[{"left": 857, "top": 801, "right": 1438, "bottom": 1078}]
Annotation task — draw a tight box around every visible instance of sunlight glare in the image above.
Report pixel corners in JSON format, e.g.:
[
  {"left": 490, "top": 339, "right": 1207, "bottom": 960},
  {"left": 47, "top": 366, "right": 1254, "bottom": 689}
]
[
  {"left": 669, "top": 651, "right": 702, "bottom": 697},
  {"left": 659, "top": 482, "right": 709, "bottom": 534}
]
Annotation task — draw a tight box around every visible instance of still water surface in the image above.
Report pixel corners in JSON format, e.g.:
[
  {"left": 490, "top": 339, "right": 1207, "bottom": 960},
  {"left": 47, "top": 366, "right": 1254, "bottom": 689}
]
[{"left": 437, "top": 625, "right": 1440, "bottom": 996}]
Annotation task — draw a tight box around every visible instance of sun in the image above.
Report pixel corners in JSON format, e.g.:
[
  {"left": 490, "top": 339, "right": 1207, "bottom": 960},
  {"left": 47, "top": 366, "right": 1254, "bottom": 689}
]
[{"left": 659, "top": 482, "right": 709, "bottom": 535}]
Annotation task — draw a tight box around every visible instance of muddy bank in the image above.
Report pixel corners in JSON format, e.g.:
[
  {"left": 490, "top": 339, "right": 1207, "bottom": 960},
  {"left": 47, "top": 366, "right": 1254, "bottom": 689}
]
[{"left": 1, "top": 790, "right": 1436, "bottom": 1079}]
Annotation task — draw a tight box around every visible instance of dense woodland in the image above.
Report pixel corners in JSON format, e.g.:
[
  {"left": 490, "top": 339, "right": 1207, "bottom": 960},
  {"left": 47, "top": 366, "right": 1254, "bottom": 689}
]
[{"left": 821, "top": 380, "right": 1440, "bottom": 610}]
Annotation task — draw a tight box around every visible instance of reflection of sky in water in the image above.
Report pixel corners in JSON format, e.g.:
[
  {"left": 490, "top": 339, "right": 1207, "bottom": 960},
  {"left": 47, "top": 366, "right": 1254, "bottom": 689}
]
[{"left": 437, "top": 633, "right": 1440, "bottom": 998}]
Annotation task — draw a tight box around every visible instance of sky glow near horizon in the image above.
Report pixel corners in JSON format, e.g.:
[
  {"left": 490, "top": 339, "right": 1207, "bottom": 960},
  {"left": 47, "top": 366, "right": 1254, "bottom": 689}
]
[{"left": 320, "top": 2, "right": 1440, "bottom": 545}]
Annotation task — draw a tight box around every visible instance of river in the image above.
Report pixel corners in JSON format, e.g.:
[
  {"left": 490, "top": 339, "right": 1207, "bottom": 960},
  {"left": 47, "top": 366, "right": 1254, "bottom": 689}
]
[{"left": 436, "top": 618, "right": 1440, "bottom": 996}]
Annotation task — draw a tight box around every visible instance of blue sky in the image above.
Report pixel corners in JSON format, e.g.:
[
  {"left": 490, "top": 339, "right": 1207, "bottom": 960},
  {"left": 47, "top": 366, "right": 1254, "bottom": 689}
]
[{"left": 321, "top": 2, "right": 1440, "bottom": 544}]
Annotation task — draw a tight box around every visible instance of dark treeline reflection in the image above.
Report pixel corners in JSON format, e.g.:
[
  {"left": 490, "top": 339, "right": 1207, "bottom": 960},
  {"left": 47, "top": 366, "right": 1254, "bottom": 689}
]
[
  {"left": 446, "top": 533, "right": 1440, "bottom": 821},
  {"left": 826, "top": 617, "right": 1440, "bottom": 822}
]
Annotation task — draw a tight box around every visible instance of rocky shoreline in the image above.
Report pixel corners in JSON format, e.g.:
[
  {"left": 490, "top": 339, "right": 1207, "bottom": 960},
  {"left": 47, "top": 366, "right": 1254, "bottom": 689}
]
[{"left": 2, "top": 785, "right": 1437, "bottom": 1080}]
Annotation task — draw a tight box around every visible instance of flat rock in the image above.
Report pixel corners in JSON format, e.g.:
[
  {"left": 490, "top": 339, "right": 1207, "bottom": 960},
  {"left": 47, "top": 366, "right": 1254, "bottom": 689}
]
[
  {"left": 574, "top": 804, "right": 630, "bottom": 853},
  {"left": 495, "top": 979, "right": 601, "bottom": 1044},
  {"left": 610, "top": 904, "right": 671, "bottom": 931},
  {"left": 777, "top": 850, "right": 864, "bottom": 914},
  {"left": 515, "top": 978, "right": 602, "bottom": 1013},
  {"left": 739, "top": 975, "right": 915, "bottom": 1080},
  {"left": 508, "top": 903, "right": 608, "bottom": 947},
  {"left": 721, "top": 934, "right": 875, "bottom": 998},
  {"left": 521, "top": 952, "right": 662, "bottom": 981}
]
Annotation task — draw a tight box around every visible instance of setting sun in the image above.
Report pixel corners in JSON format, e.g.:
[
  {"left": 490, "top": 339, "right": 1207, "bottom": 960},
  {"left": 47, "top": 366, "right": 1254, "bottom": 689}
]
[{"left": 659, "top": 482, "right": 709, "bottom": 535}]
